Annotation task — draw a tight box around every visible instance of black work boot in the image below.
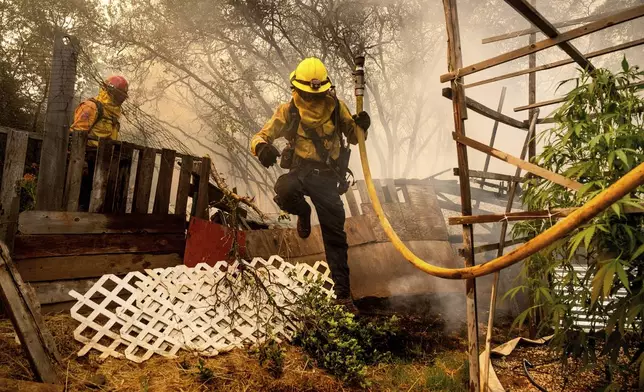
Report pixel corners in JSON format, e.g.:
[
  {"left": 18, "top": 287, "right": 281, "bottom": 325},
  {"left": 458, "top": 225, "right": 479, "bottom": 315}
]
[
  {"left": 335, "top": 297, "right": 359, "bottom": 315},
  {"left": 297, "top": 212, "right": 311, "bottom": 239}
]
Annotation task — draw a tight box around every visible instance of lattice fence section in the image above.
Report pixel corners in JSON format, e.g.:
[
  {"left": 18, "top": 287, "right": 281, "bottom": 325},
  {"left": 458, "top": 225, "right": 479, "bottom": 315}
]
[{"left": 69, "top": 256, "right": 334, "bottom": 362}]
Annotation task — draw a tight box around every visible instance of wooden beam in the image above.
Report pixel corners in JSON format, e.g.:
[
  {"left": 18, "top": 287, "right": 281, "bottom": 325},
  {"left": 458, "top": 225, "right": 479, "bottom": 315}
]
[
  {"left": 0, "top": 131, "right": 29, "bottom": 250},
  {"left": 344, "top": 187, "right": 361, "bottom": 217},
  {"left": 18, "top": 211, "right": 186, "bottom": 235},
  {"left": 453, "top": 168, "right": 525, "bottom": 183},
  {"left": 16, "top": 252, "right": 182, "bottom": 282},
  {"left": 453, "top": 133, "right": 583, "bottom": 191},
  {"left": 528, "top": 4, "right": 537, "bottom": 161},
  {"left": 442, "top": 87, "right": 527, "bottom": 129},
  {"left": 175, "top": 155, "right": 193, "bottom": 216},
  {"left": 13, "top": 233, "right": 185, "bottom": 259},
  {"left": 114, "top": 142, "right": 134, "bottom": 214},
  {"left": 442, "top": 0, "right": 480, "bottom": 390},
  {"left": 504, "top": 0, "right": 595, "bottom": 72},
  {"left": 63, "top": 131, "right": 88, "bottom": 212},
  {"left": 0, "top": 243, "right": 60, "bottom": 383},
  {"left": 132, "top": 147, "right": 156, "bottom": 214},
  {"left": 0, "top": 127, "right": 43, "bottom": 141},
  {"left": 466, "top": 38, "right": 644, "bottom": 89},
  {"left": 36, "top": 34, "right": 78, "bottom": 211},
  {"left": 88, "top": 139, "right": 113, "bottom": 213},
  {"left": 103, "top": 143, "right": 122, "bottom": 213},
  {"left": 448, "top": 202, "right": 644, "bottom": 225},
  {"left": 482, "top": 9, "right": 619, "bottom": 44},
  {"left": 439, "top": 4, "right": 644, "bottom": 83},
  {"left": 153, "top": 148, "right": 176, "bottom": 214},
  {"left": 515, "top": 80, "right": 644, "bottom": 112}
]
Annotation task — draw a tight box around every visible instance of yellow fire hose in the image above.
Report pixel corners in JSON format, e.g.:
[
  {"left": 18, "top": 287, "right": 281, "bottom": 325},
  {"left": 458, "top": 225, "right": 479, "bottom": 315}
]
[{"left": 352, "top": 57, "right": 644, "bottom": 280}]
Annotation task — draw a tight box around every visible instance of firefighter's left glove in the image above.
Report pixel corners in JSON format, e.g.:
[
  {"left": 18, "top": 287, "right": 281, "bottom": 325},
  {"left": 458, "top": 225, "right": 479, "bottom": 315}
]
[
  {"left": 353, "top": 111, "right": 371, "bottom": 131},
  {"left": 256, "top": 143, "right": 280, "bottom": 168}
]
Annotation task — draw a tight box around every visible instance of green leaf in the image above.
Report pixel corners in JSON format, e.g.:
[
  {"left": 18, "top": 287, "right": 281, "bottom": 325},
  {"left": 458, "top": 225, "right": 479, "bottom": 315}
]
[
  {"left": 611, "top": 203, "right": 621, "bottom": 218},
  {"left": 615, "top": 262, "right": 630, "bottom": 293},
  {"left": 622, "top": 55, "right": 629, "bottom": 72},
  {"left": 603, "top": 262, "right": 616, "bottom": 298},
  {"left": 607, "top": 151, "right": 616, "bottom": 169},
  {"left": 591, "top": 265, "right": 607, "bottom": 305},
  {"left": 615, "top": 150, "right": 630, "bottom": 168},
  {"left": 583, "top": 226, "right": 596, "bottom": 250},
  {"left": 631, "top": 244, "right": 644, "bottom": 261}
]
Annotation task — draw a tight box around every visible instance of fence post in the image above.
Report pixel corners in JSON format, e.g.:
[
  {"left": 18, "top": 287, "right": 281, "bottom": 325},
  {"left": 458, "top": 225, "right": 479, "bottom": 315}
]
[
  {"left": 36, "top": 33, "right": 78, "bottom": 211},
  {"left": 0, "top": 131, "right": 29, "bottom": 250}
]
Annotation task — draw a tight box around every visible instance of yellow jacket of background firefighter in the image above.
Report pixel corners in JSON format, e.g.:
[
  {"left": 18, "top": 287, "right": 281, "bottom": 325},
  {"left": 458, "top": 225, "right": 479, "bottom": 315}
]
[
  {"left": 250, "top": 89, "right": 365, "bottom": 162},
  {"left": 69, "top": 87, "right": 121, "bottom": 148}
]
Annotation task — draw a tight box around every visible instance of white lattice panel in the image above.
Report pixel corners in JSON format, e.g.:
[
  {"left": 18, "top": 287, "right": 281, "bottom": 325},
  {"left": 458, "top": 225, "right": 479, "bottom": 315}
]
[{"left": 69, "top": 256, "right": 334, "bottom": 362}]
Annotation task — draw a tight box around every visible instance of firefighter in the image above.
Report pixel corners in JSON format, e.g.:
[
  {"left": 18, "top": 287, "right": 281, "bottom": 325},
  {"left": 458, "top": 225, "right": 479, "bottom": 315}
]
[
  {"left": 69, "top": 75, "right": 128, "bottom": 211},
  {"left": 250, "top": 57, "right": 371, "bottom": 313}
]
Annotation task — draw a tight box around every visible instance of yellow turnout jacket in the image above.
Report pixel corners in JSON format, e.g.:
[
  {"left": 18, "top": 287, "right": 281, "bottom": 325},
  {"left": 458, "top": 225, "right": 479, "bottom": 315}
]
[
  {"left": 69, "top": 87, "right": 121, "bottom": 147},
  {"left": 250, "top": 90, "right": 365, "bottom": 162}
]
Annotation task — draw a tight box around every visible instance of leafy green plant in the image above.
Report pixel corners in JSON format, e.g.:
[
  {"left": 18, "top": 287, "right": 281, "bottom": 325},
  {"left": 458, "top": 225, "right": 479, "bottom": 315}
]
[
  {"left": 19, "top": 172, "right": 37, "bottom": 212},
  {"left": 293, "top": 282, "right": 399, "bottom": 387},
  {"left": 196, "top": 358, "right": 216, "bottom": 385},
  {"left": 508, "top": 58, "right": 643, "bottom": 389},
  {"left": 255, "top": 337, "right": 285, "bottom": 378}
]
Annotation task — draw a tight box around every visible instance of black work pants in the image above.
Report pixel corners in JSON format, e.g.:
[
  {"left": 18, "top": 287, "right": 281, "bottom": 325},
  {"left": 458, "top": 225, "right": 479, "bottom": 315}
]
[{"left": 274, "top": 169, "right": 351, "bottom": 299}]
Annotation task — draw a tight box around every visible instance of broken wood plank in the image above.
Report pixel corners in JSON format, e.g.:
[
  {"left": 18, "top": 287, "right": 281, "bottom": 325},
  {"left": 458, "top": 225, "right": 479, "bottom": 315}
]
[
  {"left": 153, "top": 148, "right": 176, "bottom": 214},
  {"left": 88, "top": 139, "right": 113, "bottom": 213},
  {"left": 466, "top": 38, "right": 644, "bottom": 89},
  {"left": 454, "top": 168, "right": 525, "bottom": 183},
  {"left": 0, "top": 243, "right": 60, "bottom": 383},
  {"left": 453, "top": 133, "right": 582, "bottom": 191},
  {"left": 18, "top": 211, "right": 186, "bottom": 235},
  {"left": 102, "top": 142, "right": 122, "bottom": 213},
  {"left": 13, "top": 233, "right": 185, "bottom": 259},
  {"left": 383, "top": 178, "right": 398, "bottom": 203},
  {"left": 175, "top": 155, "right": 193, "bottom": 216},
  {"left": 0, "top": 131, "right": 29, "bottom": 250},
  {"left": 0, "top": 378, "right": 63, "bottom": 391},
  {"left": 63, "top": 131, "right": 88, "bottom": 212},
  {"left": 194, "top": 157, "right": 211, "bottom": 219},
  {"left": 16, "top": 252, "right": 183, "bottom": 282},
  {"left": 481, "top": 9, "right": 619, "bottom": 44},
  {"left": 440, "top": 4, "right": 644, "bottom": 82},
  {"left": 448, "top": 202, "right": 644, "bottom": 225},
  {"left": 113, "top": 142, "right": 134, "bottom": 214},
  {"left": 442, "top": 87, "right": 527, "bottom": 129},
  {"left": 505, "top": 0, "right": 595, "bottom": 72},
  {"left": 132, "top": 147, "right": 156, "bottom": 214}
]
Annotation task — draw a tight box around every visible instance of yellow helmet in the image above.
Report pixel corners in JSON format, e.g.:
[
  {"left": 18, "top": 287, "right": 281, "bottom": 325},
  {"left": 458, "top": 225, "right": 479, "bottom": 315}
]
[{"left": 289, "top": 57, "right": 331, "bottom": 93}]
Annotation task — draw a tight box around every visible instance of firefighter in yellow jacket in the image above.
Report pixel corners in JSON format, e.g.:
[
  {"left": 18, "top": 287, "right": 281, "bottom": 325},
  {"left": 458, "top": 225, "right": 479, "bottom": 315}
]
[
  {"left": 250, "top": 58, "right": 370, "bottom": 312},
  {"left": 69, "top": 75, "right": 128, "bottom": 210}
]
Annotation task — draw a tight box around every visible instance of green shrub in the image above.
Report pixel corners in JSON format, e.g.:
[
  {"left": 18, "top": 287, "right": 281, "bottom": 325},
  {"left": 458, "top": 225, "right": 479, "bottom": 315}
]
[
  {"left": 292, "top": 282, "right": 399, "bottom": 387},
  {"left": 509, "top": 58, "right": 643, "bottom": 389}
]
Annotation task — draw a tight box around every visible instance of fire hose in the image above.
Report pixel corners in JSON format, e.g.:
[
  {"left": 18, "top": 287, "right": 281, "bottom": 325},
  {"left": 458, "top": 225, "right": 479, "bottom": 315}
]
[{"left": 352, "top": 56, "right": 644, "bottom": 280}]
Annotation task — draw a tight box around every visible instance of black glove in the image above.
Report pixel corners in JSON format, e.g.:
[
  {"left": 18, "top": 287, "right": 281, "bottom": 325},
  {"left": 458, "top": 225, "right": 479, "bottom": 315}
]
[
  {"left": 256, "top": 143, "right": 280, "bottom": 168},
  {"left": 353, "top": 111, "right": 371, "bottom": 131}
]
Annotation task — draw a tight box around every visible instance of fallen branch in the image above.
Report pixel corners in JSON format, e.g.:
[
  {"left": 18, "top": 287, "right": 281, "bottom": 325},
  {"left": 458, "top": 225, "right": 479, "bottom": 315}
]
[{"left": 206, "top": 155, "right": 268, "bottom": 221}]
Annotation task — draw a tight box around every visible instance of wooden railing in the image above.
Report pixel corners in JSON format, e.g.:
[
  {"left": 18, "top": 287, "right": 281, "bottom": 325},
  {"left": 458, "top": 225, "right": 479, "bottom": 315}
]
[{"left": 0, "top": 128, "right": 221, "bottom": 248}]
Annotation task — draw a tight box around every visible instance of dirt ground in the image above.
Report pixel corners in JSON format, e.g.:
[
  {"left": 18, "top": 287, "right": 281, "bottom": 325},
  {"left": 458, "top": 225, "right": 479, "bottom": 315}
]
[{"left": 0, "top": 313, "right": 638, "bottom": 391}]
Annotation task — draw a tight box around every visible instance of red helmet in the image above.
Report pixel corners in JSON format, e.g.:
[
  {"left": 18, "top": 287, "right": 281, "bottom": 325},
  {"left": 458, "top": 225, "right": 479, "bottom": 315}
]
[{"left": 104, "top": 75, "right": 129, "bottom": 96}]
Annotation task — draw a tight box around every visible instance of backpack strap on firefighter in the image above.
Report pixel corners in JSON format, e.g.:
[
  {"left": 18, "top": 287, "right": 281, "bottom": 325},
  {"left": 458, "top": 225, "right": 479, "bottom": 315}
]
[{"left": 87, "top": 98, "right": 104, "bottom": 132}]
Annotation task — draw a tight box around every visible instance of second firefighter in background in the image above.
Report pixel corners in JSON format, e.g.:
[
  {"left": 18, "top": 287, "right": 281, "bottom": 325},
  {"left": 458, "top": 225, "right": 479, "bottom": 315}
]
[{"left": 250, "top": 57, "right": 371, "bottom": 313}]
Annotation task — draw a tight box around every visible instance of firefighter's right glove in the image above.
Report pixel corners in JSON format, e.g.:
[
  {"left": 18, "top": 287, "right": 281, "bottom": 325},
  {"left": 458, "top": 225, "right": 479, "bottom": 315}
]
[
  {"left": 353, "top": 111, "right": 371, "bottom": 131},
  {"left": 256, "top": 143, "right": 280, "bottom": 168}
]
